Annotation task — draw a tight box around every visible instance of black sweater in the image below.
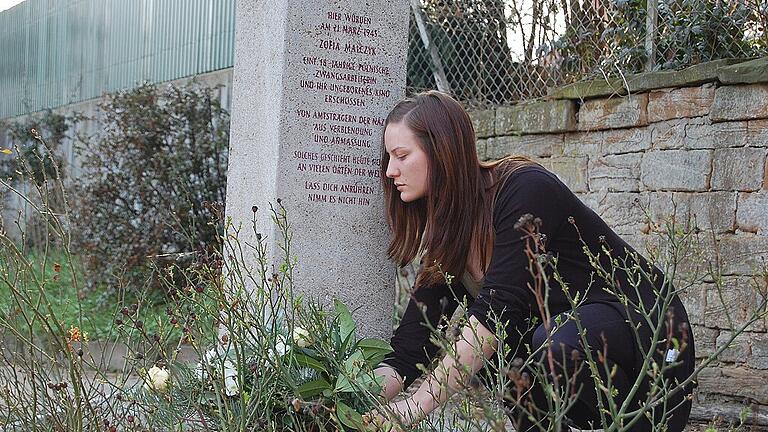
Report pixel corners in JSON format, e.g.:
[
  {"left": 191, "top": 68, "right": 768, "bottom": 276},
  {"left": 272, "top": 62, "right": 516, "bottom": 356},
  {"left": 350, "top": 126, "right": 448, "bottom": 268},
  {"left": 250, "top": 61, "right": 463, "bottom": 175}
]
[{"left": 384, "top": 165, "right": 691, "bottom": 388}]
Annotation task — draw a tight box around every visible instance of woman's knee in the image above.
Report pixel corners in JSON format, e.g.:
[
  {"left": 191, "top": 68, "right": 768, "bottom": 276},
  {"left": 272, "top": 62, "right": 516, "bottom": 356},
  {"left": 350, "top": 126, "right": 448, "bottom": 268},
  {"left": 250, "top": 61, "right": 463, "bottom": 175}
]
[{"left": 531, "top": 318, "right": 583, "bottom": 363}]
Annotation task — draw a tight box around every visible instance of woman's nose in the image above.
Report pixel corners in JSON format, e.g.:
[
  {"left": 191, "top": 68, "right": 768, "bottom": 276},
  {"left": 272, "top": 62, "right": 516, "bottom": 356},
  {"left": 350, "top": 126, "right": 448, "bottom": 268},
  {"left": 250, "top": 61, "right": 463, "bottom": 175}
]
[{"left": 386, "top": 160, "right": 398, "bottom": 178}]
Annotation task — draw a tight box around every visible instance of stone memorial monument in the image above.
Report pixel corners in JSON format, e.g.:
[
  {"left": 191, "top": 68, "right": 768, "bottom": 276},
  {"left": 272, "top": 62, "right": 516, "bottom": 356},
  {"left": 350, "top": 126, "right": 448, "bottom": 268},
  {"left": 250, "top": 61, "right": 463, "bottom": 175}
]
[{"left": 225, "top": 1, "right": 411, "bottom": 338}]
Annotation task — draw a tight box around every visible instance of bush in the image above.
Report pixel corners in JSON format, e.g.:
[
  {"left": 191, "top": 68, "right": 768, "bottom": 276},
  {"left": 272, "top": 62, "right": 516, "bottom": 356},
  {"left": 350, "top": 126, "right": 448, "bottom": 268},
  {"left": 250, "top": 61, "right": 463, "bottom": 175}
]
[
  {"left": 0, "top": 110, "right": 77, "bottom": 249},
  {"left": 0, "top": 110, "right": 73, "bottom": 186},
  {"left": 72, "top": 82, "right": 230, "bottom": 295}
]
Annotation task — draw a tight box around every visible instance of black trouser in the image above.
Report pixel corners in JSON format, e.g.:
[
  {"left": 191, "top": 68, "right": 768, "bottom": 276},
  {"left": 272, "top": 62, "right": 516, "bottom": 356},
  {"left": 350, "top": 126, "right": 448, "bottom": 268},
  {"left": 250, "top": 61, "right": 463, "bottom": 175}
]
[{"left": 481, "top": 301, "right": 695, "bottom": 432}]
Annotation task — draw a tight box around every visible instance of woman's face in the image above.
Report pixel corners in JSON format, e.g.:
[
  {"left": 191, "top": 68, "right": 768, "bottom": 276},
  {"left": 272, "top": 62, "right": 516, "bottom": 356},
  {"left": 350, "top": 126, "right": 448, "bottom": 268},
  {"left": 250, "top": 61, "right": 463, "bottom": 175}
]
[{"left": 384, "top": 122, "right": 429, "bottom": 202}]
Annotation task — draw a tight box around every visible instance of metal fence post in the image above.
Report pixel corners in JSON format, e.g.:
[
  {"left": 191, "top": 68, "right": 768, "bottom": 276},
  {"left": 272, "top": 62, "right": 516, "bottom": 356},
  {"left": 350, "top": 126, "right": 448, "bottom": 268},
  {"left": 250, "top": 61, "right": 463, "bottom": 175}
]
[
  {"left": 645, "top": 0, "right": 659, "bottom": 72},
  {"left": 410, "top": 0, "right": 452, "bottom": 94}
]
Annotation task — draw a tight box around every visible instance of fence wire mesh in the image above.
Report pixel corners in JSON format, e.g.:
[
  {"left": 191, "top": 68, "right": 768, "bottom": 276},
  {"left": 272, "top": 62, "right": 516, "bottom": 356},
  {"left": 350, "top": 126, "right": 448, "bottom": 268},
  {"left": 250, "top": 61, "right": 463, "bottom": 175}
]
[{"left": 406, "top": 0, "right": 768, "bottom": 108}]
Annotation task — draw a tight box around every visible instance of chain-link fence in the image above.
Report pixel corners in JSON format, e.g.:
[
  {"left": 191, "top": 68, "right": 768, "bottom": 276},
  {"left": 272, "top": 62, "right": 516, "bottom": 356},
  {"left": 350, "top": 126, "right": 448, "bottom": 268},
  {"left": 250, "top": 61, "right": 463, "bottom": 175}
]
[{"left": 406, "top": 0, "right": 768, "bottom": 108}]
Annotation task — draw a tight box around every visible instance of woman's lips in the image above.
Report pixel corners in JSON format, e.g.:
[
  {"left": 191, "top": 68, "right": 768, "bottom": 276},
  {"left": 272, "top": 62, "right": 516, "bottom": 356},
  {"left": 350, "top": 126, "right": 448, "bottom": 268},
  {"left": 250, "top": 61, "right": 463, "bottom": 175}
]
[{"left": 396, "top": 184, "right": 405, "bottom": 190}]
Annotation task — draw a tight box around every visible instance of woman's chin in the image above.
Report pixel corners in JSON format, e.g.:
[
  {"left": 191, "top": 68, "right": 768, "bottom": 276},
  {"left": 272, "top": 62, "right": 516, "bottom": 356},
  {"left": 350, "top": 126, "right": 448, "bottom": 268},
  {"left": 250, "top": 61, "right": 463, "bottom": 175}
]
[{"left": 398, "top": 191, "right": 414, "bottom": 202}]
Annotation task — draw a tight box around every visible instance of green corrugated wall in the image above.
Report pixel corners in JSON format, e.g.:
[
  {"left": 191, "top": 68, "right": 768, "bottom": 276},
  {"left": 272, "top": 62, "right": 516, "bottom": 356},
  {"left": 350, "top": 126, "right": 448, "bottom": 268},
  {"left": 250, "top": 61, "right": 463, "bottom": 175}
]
[{"left": 0, "top": 0, "right": 235, "bottom": 119}]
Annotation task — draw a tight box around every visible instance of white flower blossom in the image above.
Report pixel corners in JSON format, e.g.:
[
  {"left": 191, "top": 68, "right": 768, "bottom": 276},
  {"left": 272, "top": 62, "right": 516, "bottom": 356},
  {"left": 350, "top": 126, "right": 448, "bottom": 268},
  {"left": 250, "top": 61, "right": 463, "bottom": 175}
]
[
  {"left": 223, "top": 359, "right": 239, "bottom": 396},
  {"left": 275, "top": 339, "right": 288, "bottom": 355},
  {"left": 143, "top": 365, "right": 170, "bottom": 392},
  {"left": 195, "top": 348, "right": 239, "bottom": 396},
  {"left": 292, "top": 327, "right": 312, "bottom": 348}
]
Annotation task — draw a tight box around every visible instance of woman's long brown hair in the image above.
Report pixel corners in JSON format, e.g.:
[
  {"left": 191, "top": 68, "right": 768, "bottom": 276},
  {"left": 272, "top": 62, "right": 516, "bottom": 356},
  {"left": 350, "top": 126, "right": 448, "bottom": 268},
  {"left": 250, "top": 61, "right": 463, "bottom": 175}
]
[{"left": 380, "top": 91, "right": 537, "bottom": 289}]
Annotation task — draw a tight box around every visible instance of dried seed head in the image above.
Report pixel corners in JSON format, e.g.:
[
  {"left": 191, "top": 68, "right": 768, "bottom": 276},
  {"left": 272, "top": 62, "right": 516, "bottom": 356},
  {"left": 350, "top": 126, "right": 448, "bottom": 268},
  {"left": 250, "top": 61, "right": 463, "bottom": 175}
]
[
  {"left": 291, "top": 398, "right": 302, "bottom": 412},
  {"left": 571, "top": 349, "right": 581, "bottom": 362}
]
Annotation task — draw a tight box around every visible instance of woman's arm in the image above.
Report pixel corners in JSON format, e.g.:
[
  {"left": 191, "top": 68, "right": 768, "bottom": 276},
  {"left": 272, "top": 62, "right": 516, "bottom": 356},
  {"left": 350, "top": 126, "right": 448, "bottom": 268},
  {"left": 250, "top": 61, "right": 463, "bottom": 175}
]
[
  {"left": 385, "top": 315, "right": 497, "bottom": 423},
  {"left": 374, "top": 365, "right": 404, "bottom": 401}
]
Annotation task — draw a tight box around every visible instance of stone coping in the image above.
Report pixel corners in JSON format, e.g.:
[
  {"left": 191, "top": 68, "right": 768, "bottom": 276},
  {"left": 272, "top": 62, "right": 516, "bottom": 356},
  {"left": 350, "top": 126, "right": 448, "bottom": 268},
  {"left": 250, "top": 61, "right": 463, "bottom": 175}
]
[{"left": 548, "top": 57, "right": 763, "bottom": 100}]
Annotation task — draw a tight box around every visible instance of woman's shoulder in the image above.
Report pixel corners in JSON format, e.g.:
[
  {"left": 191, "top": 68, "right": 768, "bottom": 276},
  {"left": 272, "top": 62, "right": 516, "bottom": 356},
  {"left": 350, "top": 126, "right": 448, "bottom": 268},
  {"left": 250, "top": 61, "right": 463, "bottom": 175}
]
[
  {"left": 494, "top": 163, "right": 571, "bottom": 202},
  {"left": 490, "top": 163, "right": 577, "bottom": 232}
]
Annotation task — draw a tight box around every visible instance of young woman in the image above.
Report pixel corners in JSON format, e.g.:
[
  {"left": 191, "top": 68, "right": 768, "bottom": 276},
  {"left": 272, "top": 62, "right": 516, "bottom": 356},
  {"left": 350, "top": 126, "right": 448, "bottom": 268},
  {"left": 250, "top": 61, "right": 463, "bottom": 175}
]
[{"left": 369, "top": 91, "right": 695, "bottom": 431}]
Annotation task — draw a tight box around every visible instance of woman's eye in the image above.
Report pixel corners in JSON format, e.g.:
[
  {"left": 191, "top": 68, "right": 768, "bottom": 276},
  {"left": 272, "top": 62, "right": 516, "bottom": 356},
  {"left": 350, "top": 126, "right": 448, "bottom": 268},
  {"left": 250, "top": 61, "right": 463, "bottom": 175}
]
[{"left": 396, "top": 154, "right": 407, "bottom": 160}]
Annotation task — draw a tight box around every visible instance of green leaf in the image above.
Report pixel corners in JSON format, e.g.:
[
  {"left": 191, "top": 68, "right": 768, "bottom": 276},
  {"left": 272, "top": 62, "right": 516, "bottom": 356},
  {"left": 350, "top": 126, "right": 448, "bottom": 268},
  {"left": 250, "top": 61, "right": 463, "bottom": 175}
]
[
  {"left": 343, "top": 350, "right": 365, "bottom": 374},
  {"left": 335, "top": 299, "right": 356, "bottom": 349},
  {"left": 292, "top": 352, "right": 328, "bottom": 374},
  {"left": 335, "top": 374, "right": 355, "bottom": 393},
  {"left": 357, "top": 338, "right": 393, "bottom": 352},
  {"left": 296, "top": 378, "right": 332, "bottom": 399},
  {"left": 357, "top": 338, "right": 393, "bottom": 366},
  {"left": 336, "top": 401, "right": 364, "bottom": 430}
]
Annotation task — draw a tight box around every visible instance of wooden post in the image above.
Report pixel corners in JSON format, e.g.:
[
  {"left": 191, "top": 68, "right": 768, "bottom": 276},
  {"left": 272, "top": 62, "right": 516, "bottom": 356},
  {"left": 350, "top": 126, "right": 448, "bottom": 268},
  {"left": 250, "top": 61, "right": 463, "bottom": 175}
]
[
  {"left": 410, "top": 0, "right": 452, "bottom": 93},
  {"left": 645, "top": 0, "right": 658, "bottom": 72}
]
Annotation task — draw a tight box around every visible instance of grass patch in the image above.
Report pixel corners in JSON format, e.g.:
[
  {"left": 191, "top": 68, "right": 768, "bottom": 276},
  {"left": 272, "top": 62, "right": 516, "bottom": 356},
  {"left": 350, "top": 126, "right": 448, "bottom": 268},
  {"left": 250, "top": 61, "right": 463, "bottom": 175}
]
[{"left": 0, "top": 249, "right": 168, "bottom": 341}]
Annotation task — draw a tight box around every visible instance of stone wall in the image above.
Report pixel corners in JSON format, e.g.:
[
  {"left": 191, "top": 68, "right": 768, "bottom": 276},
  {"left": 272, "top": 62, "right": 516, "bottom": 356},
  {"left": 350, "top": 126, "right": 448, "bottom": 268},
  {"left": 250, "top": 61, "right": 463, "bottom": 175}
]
[{"left": 470, "top": 58, "right": 768, "bottom": 424}]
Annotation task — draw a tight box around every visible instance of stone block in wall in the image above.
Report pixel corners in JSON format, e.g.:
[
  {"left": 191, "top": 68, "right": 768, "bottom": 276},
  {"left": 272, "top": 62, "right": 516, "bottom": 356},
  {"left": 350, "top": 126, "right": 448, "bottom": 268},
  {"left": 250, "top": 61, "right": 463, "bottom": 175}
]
[
  {"left": 715, "top": 331, "right": 752, "bottom": 363},
  {"left": 469, "top": 109, "right": 496, "bottom": 138},
  {"left": 712, "top": 147, "right": 767, "bottom": 191},
  {"left": 718, "top": 234, "right": 768, "bottom": 276},
  {"left": 495, "top": 100, "right": 576, "bottom": 135},
  {"left": 685, "top": 120, "right": 749, "bottom": 149},
  {"left": 705, "top": 276, "right": 767, "bottom": 332},
  {"left": 541, "top": 157, "right": 588, "bottom": 193},
  {"left": 485, "top": 134, "right": 564, "bottom": 160},
  {"left": 711, "top": 84, "right": 768, "bottom": 122},
  {"left": 688, "top": 192, "right": 737, "bottom": 233},
  {"left": 603, "top": 127, "right": 652, "bottom": 154},
  {"left": 589, "top": 153, "right": 642, "bottom": 192},
  {"left": 737, "top": 192, "right": 768, "bottom": 235},
  {"left": 680, "top": 283, "right": 707, "bottom": 326},
  {"left": 697, "top": 365, "right": 768, "bottom": 405},
  {"left": 476, "top": 138, "right": 489, "bottom": 160},
  {"left": 629, "top": 58, "right": 746, "bottom": 93},
  {"left": 748, "top": 333, "right": 768, "bottom": 369},
  {"left": 640, "top": 150, "right": 712, "bottom": 191},
  {"left": 579, "top": 191, "right": 649, "bottom": 235},
  {"left": 717, "top": 57, "right": 768, "bottom": 85},
  {"left": 619, "top": 233, "right": 649, "bottom": 255},
  {"left": 748, "top": 119, "right": 768, "bottom": 148},
  {"left": 651, "top": 118, "right": 688, "bottom": 149},
  {"left": 578, "top": 94, "right": 649, "bottom": 131},
  {"left": 692, "top": 325, "right": 718, "bottom": 358},
  {"left": 647, "top": 85, "right": 716, "bottom": 123},
  {"left": 563, "top": 131, "right": 602, "bottom": 156},
  {"left": 549, "top": 78, "right": 627, "bottom": 100},
  {"left": 648, "top": 191, "right": 737, "bottom": 233}
]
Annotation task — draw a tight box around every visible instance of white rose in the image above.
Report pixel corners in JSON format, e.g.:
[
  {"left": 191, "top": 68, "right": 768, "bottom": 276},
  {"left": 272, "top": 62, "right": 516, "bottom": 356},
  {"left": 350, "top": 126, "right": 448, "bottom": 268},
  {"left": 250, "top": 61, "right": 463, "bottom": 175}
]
[
  {"left": 292, "top": 327, "right": 312, "bottom": 348},
  {"left": 144, "top": 365, "right": 170, "bottom": 392}
]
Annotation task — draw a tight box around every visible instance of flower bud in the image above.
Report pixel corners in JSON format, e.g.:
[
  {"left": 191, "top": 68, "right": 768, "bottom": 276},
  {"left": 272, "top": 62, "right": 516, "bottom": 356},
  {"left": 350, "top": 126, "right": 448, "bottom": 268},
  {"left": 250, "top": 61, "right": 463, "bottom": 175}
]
[
  {"left": 143, "top": 365, "right": 170, "bottom": 392},
  {"left": 292, "top": 327, "right": 312, "bottom": 348}
]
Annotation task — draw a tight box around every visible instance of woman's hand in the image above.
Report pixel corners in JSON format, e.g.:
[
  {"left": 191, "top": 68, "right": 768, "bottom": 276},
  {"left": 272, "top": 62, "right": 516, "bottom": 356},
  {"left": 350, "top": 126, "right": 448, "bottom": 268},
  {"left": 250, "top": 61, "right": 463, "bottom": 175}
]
[
  {"left": 362, "top": 398, "right": 427, "bottom": 432},
  {"left": 365, "top": 317, "right": 497, "bottom": 430},
  {"left": 385, "top": 397, "right": 429, "bottom": 426},
  {"left": 361, "top": 409, "right": 397, "bottom": 432}
]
